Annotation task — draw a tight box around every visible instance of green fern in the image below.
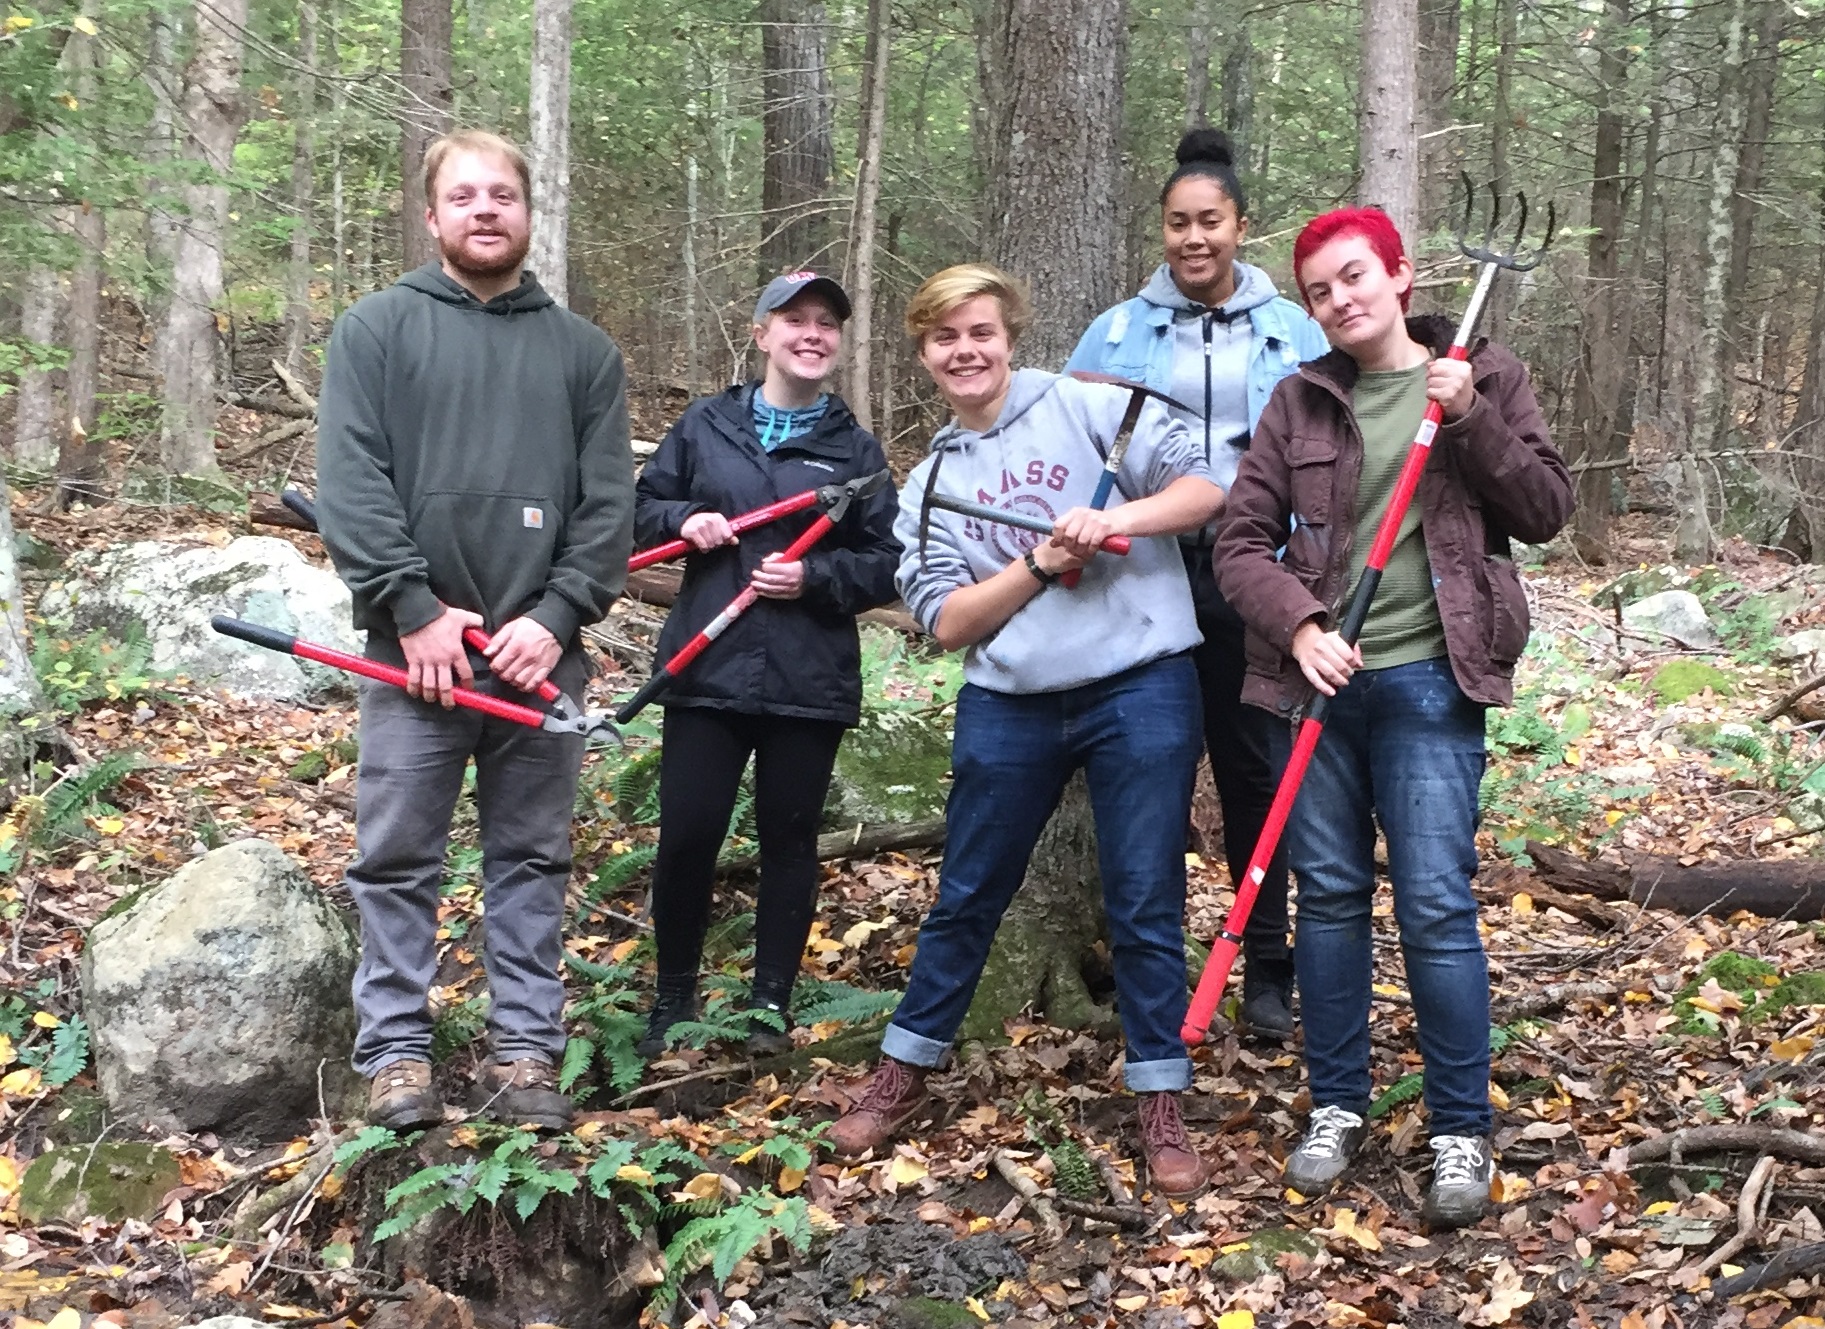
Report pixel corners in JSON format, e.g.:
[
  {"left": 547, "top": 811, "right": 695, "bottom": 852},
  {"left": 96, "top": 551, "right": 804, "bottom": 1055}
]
[
  {"left": 794, "top": 986, "right": 900, "bottom": 1028},
  {"left": 1368, "top": 1072, "right": 1426, "bottom": 1119},
  {"left": 609, "top": 749, "right": 665, "bottom": 825},
  {"left": 585, "top": 842, "right": 659, "bottom": 903},
  {"left": 38, "top": 752, "right": 145, "bottom": 846},
  {"left": 1046, "top": 1136, "right": 1101, "bottom": 1200},
  {"left": 649, "top": 1192, "right": 813, "bottom": 1315}
]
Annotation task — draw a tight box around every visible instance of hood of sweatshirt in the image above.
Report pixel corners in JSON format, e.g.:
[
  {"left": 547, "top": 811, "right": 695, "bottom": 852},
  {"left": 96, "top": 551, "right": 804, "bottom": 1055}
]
[
  {"left": 1139, "top": 259, "right": 1282, "bottom": 318},
  {"left": 927, "top": 367, "right": 1062, "bottom": 457},
  {"left": 396, "top": 261, "right": 557, "bottom": 314}
]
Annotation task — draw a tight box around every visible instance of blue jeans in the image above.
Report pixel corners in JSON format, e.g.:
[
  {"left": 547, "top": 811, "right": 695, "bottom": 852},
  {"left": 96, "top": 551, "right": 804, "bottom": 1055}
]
[
  {"left": 881, "top": 654, "right": 1203, "bottom": 1092},
  {"left": 1284, "top": 657, "right": 1492, "bottom": 1137}
]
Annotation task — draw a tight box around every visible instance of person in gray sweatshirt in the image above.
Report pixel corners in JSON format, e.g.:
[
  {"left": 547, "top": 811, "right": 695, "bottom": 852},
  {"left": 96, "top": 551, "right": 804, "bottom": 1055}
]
[
  {"left": 824, "top": 264, "right": 1225, "bottom": 1200},
  {"left": 315, "top": 130, "right": 634, "bottom": 1132}
]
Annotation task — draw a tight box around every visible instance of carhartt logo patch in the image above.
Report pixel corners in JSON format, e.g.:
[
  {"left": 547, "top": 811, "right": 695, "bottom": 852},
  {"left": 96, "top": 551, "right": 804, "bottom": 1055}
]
[{"left": 522, "top": 506, "right": 544, "bottom": 529}]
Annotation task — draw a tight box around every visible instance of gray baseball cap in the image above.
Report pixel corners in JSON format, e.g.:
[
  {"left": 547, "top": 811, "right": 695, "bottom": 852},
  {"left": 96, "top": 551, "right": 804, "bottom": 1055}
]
[{"left": 753, "top": 271, "right": 852, "bottom": 323}]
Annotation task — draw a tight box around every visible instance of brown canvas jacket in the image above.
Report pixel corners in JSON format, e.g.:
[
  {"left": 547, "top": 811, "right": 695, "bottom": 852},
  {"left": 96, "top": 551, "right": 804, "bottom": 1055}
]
[{"left": 1214, "top": 313, "right": 1573, "bottom": 717}]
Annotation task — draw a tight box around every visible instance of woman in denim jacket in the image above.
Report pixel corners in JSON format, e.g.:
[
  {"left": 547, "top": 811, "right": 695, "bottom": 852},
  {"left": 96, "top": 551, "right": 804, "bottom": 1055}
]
[{"left": 1066, "top": 128, "right": 1327, "bottom": 1039}]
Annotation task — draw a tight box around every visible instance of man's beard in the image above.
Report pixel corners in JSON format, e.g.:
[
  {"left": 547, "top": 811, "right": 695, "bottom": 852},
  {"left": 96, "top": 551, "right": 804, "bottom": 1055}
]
[{"left": 440, "top": 228, "right": 530, "bottom": 280}]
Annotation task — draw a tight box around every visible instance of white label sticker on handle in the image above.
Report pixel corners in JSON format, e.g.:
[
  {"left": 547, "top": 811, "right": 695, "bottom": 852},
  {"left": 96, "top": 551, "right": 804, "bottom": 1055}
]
[{"left": 1416, "top": 419, "right": 1439, "bottom": 450}]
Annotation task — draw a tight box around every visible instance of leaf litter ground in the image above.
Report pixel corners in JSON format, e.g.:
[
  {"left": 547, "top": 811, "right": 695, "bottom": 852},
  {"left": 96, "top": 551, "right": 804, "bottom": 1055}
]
[{"left": 2, "top": 499, "right": 1823, "bottom": 1328}]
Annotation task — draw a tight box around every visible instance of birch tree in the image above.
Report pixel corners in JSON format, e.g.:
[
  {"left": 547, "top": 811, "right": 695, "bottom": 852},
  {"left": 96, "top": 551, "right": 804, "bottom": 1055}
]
[
  {"left": 157, "top": 0, "right": 249, "bottom": 477},
  {"left": 528, "top": 0, "right": 573, "bottom": 306}
]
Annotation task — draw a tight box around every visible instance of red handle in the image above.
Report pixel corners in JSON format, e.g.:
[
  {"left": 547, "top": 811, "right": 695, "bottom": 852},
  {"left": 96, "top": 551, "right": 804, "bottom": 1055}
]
[
  {"left": 285, "top": 636, "right": 553, "bottom": 729},
  {"left": 628, "top": 489, "right": 824, "bottom": 571},
  {"left": 461, "top": 626, "right": 561, "bottom": 703}
]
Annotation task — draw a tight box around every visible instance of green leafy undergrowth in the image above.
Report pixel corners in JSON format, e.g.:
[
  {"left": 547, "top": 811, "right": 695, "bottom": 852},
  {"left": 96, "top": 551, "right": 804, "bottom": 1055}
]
[
  {"left": 339, "top": 1121, "right": 816, "bottom": 1317},
  {"left": 562, "top": 948, "right": 898, "bottom": 1099},
  {"left": 0, "top": 991, "right": 90, "bottom": 1087},
  {"left": 1674, "top": 952, "right": 1825, "bottom": 1032},
  {"left": 1369, "top": 1021, "right": 1541, "bottom": 1119},
  {"left": 30, "top": 626, "right": 164, "bottom": 713}
]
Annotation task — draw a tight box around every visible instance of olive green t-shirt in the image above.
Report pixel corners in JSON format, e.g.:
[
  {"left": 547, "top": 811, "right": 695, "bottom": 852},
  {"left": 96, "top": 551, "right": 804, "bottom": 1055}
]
[{"left": 1347, "top": 365, "right": 1447, "bottom": 668}]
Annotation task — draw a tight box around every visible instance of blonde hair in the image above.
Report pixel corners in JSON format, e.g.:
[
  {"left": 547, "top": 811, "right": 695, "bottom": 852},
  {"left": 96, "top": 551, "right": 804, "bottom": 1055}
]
[
  {"left": 904, "top": 264, "right": 1032, "bottom": 346},
  {"left": 423, "top": 130, "right": 532, "bottom": 207}
]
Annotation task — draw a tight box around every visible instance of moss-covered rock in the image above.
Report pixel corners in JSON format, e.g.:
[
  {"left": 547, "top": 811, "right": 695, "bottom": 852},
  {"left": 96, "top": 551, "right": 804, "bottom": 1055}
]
[
  {"left": 1650, "top": 661, "right": 1734, "bottom": 704},
  {"left": 1213, "top": 1226, "right": 1326, "bottom": 1280},
  {"left": 39, "top": 1086, "right": 112, "bottom": 1146},
  {"left": 18, "top": 1142, "right": 182, "bottom": 1225},
  {"left": 825, "top": 713, "right": 952, "bottom": 828},
  {"left": 890, "top": 1298, "right": 982, "bottom": 1329}
]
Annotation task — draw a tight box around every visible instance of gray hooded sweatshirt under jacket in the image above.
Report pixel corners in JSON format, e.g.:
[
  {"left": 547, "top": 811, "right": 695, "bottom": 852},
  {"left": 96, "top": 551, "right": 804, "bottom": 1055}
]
[
  {"left": 316, "top": 263, "right": 635, "bottom": 665},
  {"left": 894, "top": 369, "right": 1210, "bottom": 695}
]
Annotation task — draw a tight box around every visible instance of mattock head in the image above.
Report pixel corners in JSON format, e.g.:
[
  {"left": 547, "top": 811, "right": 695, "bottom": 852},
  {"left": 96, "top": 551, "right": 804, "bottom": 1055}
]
[{"left": 1456, "top": 170, "right": 1556, "bottom": 272}]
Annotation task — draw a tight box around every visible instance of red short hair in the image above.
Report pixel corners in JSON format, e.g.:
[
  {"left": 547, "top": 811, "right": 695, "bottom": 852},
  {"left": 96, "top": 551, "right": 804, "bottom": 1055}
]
[{"left": 1292, "top": 207, "right": 1410, "bottom": 312}]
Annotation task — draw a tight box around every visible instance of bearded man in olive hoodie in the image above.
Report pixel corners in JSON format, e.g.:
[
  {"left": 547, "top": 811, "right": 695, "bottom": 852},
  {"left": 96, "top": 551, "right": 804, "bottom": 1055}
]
[{"left": 316, "top": 130, "right": 634, "bottom": 1130}]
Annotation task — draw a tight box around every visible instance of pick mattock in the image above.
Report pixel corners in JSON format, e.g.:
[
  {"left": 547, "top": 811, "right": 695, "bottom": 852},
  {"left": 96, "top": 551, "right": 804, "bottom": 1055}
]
[
  {"left": 1056, "top": 372, "right": 1189, "bottom": 587},
  {"left": 1182, "top": 174, "right": 1555, "bottom": 1047}
]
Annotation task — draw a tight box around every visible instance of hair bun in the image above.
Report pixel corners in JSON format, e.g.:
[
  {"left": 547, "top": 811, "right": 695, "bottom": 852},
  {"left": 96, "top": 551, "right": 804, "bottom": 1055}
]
[{"left": 1176, "top": 127, "right": 1235, "bottom": 168}]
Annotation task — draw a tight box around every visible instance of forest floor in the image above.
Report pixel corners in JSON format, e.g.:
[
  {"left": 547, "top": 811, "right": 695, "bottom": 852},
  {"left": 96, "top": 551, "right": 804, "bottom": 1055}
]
[{"left": 2, "top": 478, "right": 1824, "bottom": 1329}]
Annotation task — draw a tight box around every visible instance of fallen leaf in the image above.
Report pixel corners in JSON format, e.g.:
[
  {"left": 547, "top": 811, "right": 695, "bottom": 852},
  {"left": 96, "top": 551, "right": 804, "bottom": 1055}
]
[
  {"left": 888, "top": 1155, "right": 928, "bottom": 1187},
  {"left": 30, "top": 1011, "right": 60, "bottom": 1029},
  {"left": 777, "top": 1165, "right": 805, "bottom": 1193},
  {"left": 1115, "top": 1295, "right": 1150, "bottom": 1312},
  {"left": 44, "top": 1311, "right": 80, "bottom": 1329},
  {"left": 204, "top": 1260, "right": 254, "bottom": 1296},
  {"left": 676, "top": 1172, "right": 722, "bottom": 1203},
  {"left": 1217, "top": 1313, "right": 1257, "bottom": 1329},
  {"left": 1770, "top": 1034, "right": 1814, "bottom": 1061}
]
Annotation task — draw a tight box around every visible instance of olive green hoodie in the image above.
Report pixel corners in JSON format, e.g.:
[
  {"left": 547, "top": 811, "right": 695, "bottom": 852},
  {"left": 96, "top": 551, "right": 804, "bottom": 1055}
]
[{"left": 316, "top": 263, "right": 635, "bottom": 665}]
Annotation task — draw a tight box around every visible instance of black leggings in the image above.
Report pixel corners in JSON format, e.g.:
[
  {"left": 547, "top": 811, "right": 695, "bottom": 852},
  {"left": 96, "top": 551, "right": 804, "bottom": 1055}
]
[
  {"left": 1189, "top": 553, "right": 1293, "bottom": 977},
  {"left": 650, "top": 707, "right": 846, "bottom": 1000}
]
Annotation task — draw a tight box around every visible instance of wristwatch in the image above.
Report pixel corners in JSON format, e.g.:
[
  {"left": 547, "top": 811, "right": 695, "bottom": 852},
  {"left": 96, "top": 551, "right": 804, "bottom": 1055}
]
[{"left": 1024, "top": 548, "right": 1059, "bottom": 586}]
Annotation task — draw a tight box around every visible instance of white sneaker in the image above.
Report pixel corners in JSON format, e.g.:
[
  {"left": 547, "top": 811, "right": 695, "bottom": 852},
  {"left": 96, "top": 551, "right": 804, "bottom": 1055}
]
[
  {"left": 1424, "top": 1134, "right": 1494, "bottom": 1228},
  {"left": 1283, "top": 1105, "right": 1367, "bottom": 1195}
]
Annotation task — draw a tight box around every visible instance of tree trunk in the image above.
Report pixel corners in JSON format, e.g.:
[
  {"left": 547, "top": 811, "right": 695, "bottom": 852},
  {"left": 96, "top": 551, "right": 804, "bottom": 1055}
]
[
  {"left": 1682, "top": 0, "right": 1749, "bottom": 563},
  {"left": 143, "top": 0, "right": 183, "bottom": 378},
  {"left": 13, "top": 265, "right": 58, "bottom": 470},
  {"left": 1220, "top": 22, "right": 1253, "bottom": 178},
  {"left": 1484, "top": 0, "right": 1518, "bottom": 339},
  {"left": 959, "top": 778, "right": 1118, "bottom": 1042},
  {"left": 1724, "top": 0, "right": 1782, "bottom": 343},
  {"left": 158, "top": 0, "right": 250, "bottom": 477},
  {"left": 1416, "top": 0, "right": 1461, "bottom": 234},
  {"left": 64, "top": 0, "right": 104, "bottom": 503},
  {"left": 843, "top": 0, "right": 890, "bottom": 431},
  {"left": 1357, "top": 0, "right": 1420, "bottom": 245},
  {"left": 963, "top": 0, "right": 1130, "bottom": 1037},
  {"left": 399, "top": 0, "right": 454, "bottom": 272},
  {"left": 1185, "top": 0, "right": 1212, "bottom": 129},
  {"left": 1791, "top": 115, "right": 1825, "bottom": 563},
  {"left": 760, "top": 0, "right": 834, "bottom": 276},
  {"left": 0, "top": 468, "right": 48, "bottom": 796},
  {"left": 60, "top": 201, "right": 104, "bottom": 507},
  {"left": 527, "top": 0, "right": 573, "bottom": 306},
  {"left": 1566, "top": 0, "right": 1631, "bottom": 563},
  {"left": 981, "top": 0, "right": 1129, "bottom": 370},
  {"left": 284, "top": 2, "right": 319, "bottom": 372}
]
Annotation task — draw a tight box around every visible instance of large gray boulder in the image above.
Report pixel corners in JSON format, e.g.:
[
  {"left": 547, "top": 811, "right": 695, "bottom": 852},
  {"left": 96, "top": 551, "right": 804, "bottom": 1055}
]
[
  {"left": 81, "top": 839, "right": 360, "bottom": 1136},
  {"left": 1621, "top": 589, "right": 1721, "bottom": 649},
  {"left": 37, "top": 535, "right": 360, "bottom": 700}
]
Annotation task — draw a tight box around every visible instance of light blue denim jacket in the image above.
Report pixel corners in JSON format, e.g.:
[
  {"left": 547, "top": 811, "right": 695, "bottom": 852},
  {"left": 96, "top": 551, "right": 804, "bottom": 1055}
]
[{"left": 1065, "top": 262, "right": 1330, "bottom": 436}]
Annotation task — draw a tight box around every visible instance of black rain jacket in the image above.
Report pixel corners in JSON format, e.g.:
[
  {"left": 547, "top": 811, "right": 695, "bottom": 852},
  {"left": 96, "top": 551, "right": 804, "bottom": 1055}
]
[{"left": 633, "top": 385, "right": 900, "bottom": 726}]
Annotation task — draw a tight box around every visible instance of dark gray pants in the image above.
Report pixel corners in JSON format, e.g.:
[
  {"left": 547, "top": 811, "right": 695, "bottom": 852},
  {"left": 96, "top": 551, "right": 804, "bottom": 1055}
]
[{"left": 346, "top": 673, "right": 584, "bottom": 1076}]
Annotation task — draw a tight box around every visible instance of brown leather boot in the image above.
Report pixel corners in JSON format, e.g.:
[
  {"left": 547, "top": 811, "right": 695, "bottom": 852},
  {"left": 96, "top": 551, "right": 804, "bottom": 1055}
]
[
  {"left": 1138, "top": 1091, "right": 1209, "bottom": 1200},
  {"left": 475, "top": 1057, "right": 573, "bottom": 1130},
  {"left": 826, "top": 1059, "right": 929, "bottom": 1158},
  {"left": 367, "top": 1059, "right": 445, "bottom": 1129}
]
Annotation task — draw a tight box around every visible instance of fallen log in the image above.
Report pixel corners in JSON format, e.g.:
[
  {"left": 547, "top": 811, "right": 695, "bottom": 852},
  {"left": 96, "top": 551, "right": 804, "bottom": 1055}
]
[
  {"left": 249, "top": 496, "right": 319, "bottom": 532},
  {"left": 1527, "top": 840, "right": 1825, "bottom": 922},
  {"left": 229, "top": 392, "right": 315, "bottom": 420},
  {"left": 625, "top": 564, "right": 922, "bottom": 635},
  {"left": 1711, "top": 1238, "right": 1825, "bottom": 1298},
  {"left": 1478, "top": 863, "right": 1625, "bottom": 930},
  {"left": 1625, "top": 1124, "right": 1825, "bottom": 1168}
]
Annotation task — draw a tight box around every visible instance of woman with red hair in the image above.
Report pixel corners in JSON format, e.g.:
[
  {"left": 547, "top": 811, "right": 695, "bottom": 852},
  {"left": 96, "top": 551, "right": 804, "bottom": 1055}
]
[{"left": 1216, "top": 208, "right": 1572, "bottom": 1229}]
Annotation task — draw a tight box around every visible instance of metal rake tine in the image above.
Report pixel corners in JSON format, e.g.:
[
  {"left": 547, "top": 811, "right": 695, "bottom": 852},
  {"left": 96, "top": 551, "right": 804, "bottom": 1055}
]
[
  {"left": 1506, "top": 198, "right": 1557, "bottom": 271},
  {"left": 1456, "top": 170, "right": 1476, "bottom": 249},
  {"left": 1483, "top": 181, "right": 1504, "bottom": 253},
  {"left": 1510, "top": 191, "right": 1531, "bottom": 258}
]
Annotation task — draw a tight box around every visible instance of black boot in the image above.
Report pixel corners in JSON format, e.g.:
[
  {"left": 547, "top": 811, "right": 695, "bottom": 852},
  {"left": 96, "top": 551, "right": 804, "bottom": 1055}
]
[
  {"left": 637, "top": 979, "right": 700, "bottom": 1060},
  {"left": 743, "top": 980, "right": 795, "bottom": 1058},
  {"left": 1238, "top": 954, "right": 1295, "bottom": 1042}
]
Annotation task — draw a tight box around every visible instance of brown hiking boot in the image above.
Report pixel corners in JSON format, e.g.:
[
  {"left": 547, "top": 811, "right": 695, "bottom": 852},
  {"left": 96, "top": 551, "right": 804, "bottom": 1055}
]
[
  {"left": 826, "top": 1059, "right": 929, "bottom": 1159},
  {"left": 474, "top": 1057, "right": 573, "bottom": 1130},
  {"left": 368, "top": 1059, "right": 445, "bottom": 1129},
  {"left": 1138, "top": 1092, "right": 1209, "bottom": 1200}
]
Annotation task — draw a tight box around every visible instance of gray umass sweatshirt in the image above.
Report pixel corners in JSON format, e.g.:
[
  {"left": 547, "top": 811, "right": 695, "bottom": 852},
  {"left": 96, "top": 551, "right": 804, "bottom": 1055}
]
[
  {"left": 316, "top": 263, "right": 635, "bottom": 665},
  {"left": 894, "top": 369, "right": 1210, "bottom": 695}
]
